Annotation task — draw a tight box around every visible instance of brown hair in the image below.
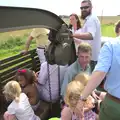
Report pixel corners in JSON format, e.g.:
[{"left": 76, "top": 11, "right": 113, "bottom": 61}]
[
  {"left": 81, "top": 0, "right": 92, "bottom": 6},
  {"left": 78, "top": 42, "right": 92, "bottom": 54},
  {"left": 115, "top": 20, "right": 120, "bottom": 33},
  {"left": 69, "top": 14, "right": 81, "bottom": 30},
  {"left": 15, "top": 69, "right": 36, "bottom": 85}
]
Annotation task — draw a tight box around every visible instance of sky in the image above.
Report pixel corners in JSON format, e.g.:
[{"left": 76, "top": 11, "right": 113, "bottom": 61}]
[{"left": 0, "top": 0, "right": 120, "bottom": 16}]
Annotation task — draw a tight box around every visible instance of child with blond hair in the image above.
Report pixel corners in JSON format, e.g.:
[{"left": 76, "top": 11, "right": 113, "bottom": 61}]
[
  {"left": 74, "top": 72, "right": 89, "bottom": 86},
  {"left": 61, "top": 73, "right": 97, "bottom": 120},
  {"left": 3, "top": 81, "right": 40, "bottom": 120},
  {"left": 61, "top": 80, "right": 96, "bottom": 120}
]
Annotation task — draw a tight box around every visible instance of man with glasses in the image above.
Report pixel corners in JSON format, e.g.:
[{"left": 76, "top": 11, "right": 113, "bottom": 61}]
[{"left": 72, "top": 0, "right": 101, "bottom": 71}]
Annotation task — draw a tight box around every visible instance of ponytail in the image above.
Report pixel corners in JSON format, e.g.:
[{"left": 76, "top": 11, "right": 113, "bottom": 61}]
[{"left": 15, "top": 96, "right": 20, "bottom": 102}]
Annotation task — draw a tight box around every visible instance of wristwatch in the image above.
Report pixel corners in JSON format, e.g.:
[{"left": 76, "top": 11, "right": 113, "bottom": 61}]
[{"left": 80, "top": 95, "right": 87, "bottom": 101}]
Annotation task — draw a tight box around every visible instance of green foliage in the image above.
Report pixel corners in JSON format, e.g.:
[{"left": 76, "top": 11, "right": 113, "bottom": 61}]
[
  {"left": 101, "top": 24, "right": 116, "bottom": 37},
  {"left": 0, "top": 24, "right": 116, "bottom": 60},
  {"left": 0, "top": 34, "right": 36, "bottom": 60}
]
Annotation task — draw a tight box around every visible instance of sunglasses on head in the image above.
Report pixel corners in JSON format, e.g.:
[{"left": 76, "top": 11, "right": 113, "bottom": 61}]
[{"left": 80, "top": 6, "right": 90, "bottom": 10}]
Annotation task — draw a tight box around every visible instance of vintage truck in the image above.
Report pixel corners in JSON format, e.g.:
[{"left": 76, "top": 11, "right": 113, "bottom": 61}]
[
  {"left": 0, "top": 5, "right": 110, "bottom": 120},
  {"left": 0, "top": 6, "right": 77, "bottom": 120}
]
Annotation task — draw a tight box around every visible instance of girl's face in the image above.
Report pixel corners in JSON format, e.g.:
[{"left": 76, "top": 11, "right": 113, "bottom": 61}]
[
  {"left": 18, "top": 76, "right": 27, "bottom": 87},
  {"left": 69, "top": 15, "right": 77, "bottom": 26},
  {"left": 69, "top": 94, "right": 79, "bottom": 109}
]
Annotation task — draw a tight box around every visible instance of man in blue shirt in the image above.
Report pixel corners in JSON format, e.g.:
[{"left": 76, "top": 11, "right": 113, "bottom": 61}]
[{"left": 75, "top": 38, "right": 120, "bottom": 120}]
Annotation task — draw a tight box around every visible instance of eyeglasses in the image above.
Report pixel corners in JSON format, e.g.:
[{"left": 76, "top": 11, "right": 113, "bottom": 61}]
[{"left": 80, "top": 6, "right": 90, "bottom": 10}]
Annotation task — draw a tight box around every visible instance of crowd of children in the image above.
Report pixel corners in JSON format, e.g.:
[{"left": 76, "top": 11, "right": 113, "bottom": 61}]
[{"left": 2, "top": 68, "right": 105, "bottom": 120}]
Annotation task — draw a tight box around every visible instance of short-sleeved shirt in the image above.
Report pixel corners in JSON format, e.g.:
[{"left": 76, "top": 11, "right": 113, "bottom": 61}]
[
  {"left": 61, "top": 59, "right": 91, "bottom": 97},
  {"left": 81, "top": 14, "right": 101, "bottom": 61},
  {"left": 7, "top": 93, "right": 39, "bottom": 120},
  {"left": 30, "top": 28, "right": 50, "bottom": 47},
  {"left": 94, "top": 38, "right": 120, "bottom": 98},
  {"left": 37, "top": 62, "right": 67, "bottom": 102}
]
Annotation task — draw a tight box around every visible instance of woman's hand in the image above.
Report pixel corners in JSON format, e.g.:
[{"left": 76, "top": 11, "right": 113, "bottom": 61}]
[
  {"left": 35, "top": 71, "right": 39, "bottom": 78},
  {"left": 74, "top": 38, "right": 82, "bottom": 44},
  {"left": 33, "top": 71, "right": 39, "bottom": 82}
]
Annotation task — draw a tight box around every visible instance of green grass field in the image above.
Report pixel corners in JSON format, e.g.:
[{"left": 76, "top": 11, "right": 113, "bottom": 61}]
[
  {"left": 101, "top": 24, "right": 116, "bottom": 37},
  {"left": 0, "top": 16, "right": 119, "bottom": 60}
]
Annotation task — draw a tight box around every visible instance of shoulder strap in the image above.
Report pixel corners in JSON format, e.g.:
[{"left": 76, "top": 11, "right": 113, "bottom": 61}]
[
  {"left": 58, "top": 65, "right": 61, "bottom": 98},
  {"left": 47, "top": 63, "right": 53, "bottom": 113},
  {"left": 47, "top": 63, "right": 52, "bottom": 101}
]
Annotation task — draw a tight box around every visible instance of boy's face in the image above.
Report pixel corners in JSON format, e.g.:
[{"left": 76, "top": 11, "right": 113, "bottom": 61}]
[{"left": 18, "top": 76, "right": 26, "bottom": 87}]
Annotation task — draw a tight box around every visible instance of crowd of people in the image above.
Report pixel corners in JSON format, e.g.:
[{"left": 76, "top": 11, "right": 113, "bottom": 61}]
[{"left": 2, "top": 0, "right": 120, "bottom": 120}]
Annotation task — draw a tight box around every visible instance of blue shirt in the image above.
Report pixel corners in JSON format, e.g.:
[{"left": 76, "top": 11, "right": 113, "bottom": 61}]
[
  {"left": 94, "top": 37, "right": 120, "bottom": 98},
  {"left": 61, "top": 59, "right": 91, "bottom": 97}
]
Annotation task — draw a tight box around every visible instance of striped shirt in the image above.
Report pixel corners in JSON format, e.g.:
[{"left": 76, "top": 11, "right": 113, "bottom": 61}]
[{"left": 37, "top": 62, "right": 67, "bottom": 102}]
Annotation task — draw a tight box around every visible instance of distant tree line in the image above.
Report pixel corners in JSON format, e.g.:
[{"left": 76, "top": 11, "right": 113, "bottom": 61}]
[{"left": 59, "top": 15, "right": 69, "bottom": 18}]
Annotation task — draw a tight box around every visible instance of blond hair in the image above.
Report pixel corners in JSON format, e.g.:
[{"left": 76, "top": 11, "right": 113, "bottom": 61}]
[
  {"left": 3, "top": 81, "right": 21, "bottom": 102},
  {"left": 65, "top": 78, "right": 92, "bottom": 110},
  {"left": 74, "top": 73, "right": 89, "bottom": 86},
  {"left": 64, "top": 81, "right": 84, "bottom": 109},
  {"left": 78, "top": 43, "right": 92, "bottom": 55}
]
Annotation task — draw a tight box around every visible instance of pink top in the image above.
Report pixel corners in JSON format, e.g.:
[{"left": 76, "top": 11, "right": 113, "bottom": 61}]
[{"left": 72, "top": 110, "right": 96, "bottom": 120}]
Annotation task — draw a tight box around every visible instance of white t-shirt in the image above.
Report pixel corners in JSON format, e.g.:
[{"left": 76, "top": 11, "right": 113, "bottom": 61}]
[
  {"left": 81, "top": 14, "right": 101, "bottom": 61},
  {"left": 7, "top": 93, "right": 40, "bottom": 120}
]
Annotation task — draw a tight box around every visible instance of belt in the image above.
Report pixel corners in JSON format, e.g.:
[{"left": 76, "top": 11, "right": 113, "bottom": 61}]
[{"left": 107, "top": 93, "right": 120, "bottom": 103}]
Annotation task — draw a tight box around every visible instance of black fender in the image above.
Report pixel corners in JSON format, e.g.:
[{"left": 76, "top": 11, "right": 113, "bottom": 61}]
[
  {"left": 0, "top": 6, "right": 77, "bottom": 64},
  {"left": 0, "top": 6, "right": 65, "bottom": 32}
]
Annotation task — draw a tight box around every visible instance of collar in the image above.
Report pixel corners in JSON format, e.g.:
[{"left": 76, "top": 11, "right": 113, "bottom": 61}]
[
  {"left": 117, "top": 36, "right": 120, "bottom": 39},
  {"left": 83, "top": 14, "right": 92, "bottom": 25},
  {"left": 85, "top": 14, "right": 91, "bottom": 21},
  {"left": 76, "top": 59, "right": 90, "bottom": 71}
]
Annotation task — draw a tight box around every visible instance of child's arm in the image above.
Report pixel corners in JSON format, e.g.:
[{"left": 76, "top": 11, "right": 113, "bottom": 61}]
[
  {"left": 61, "top": 106, "right": 72, "bottom": 120},
  {"left": 38, "top": 62, "right": 48, "bottom": 85},
  {"left": 4, "top": 112, "right": 16, "bottom": 120},
  {"left": 23, "top": 87, "right": 36, "bottom": 105},
  {"left": 5, "top": 105, "right": 17, "bottom": 120},
  {"left": 7, "top": 114, "right": 16, "bottom": 120}
]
